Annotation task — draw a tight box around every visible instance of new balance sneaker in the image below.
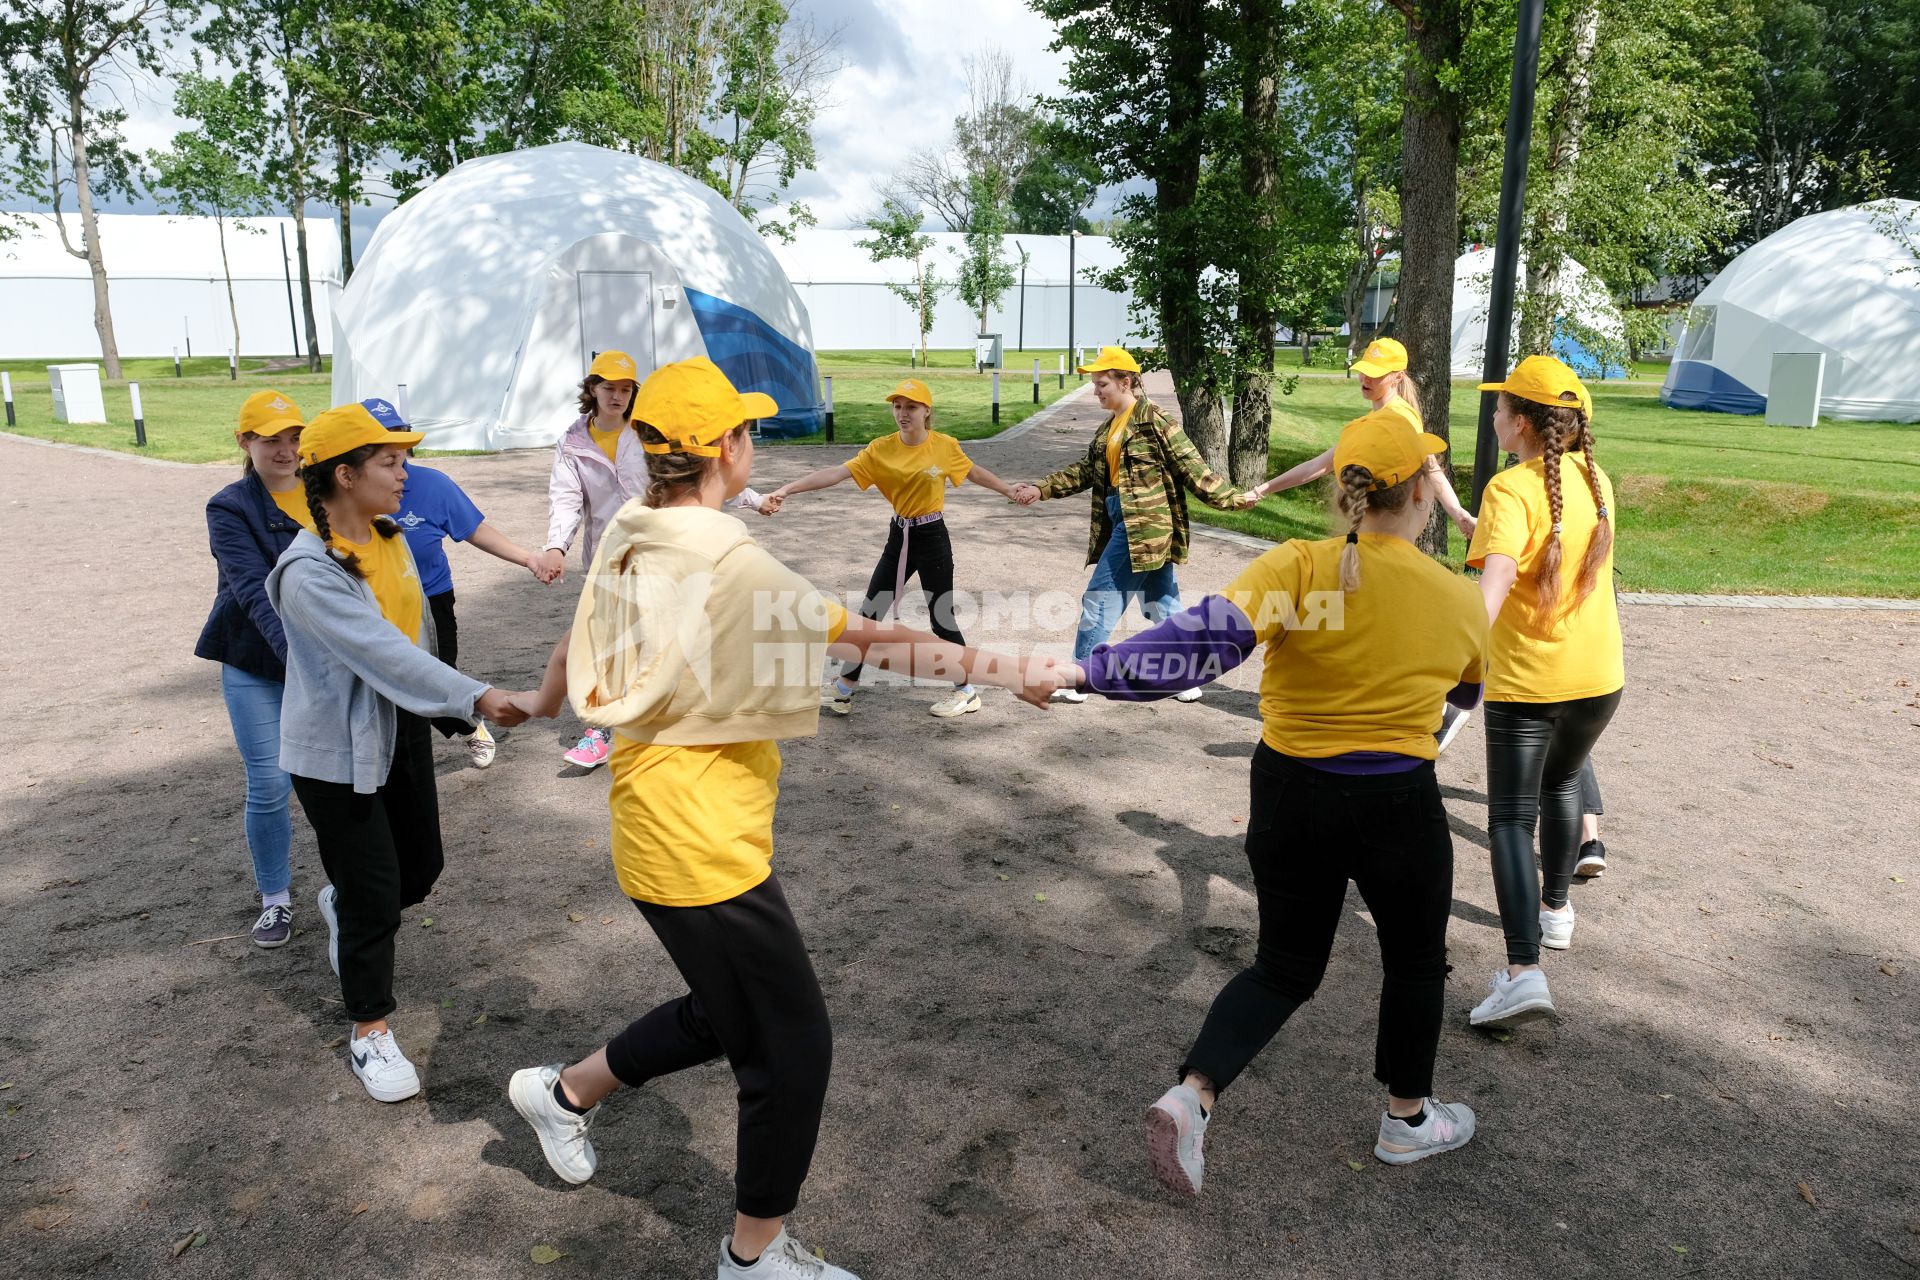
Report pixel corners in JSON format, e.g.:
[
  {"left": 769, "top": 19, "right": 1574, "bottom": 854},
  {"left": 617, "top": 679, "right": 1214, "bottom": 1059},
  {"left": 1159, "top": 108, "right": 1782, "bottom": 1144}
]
[
  {"left": 563, "top": 728, "right": 611, "bottom": 769},
  {"left": 1469, "top": 967, "right": 1556, "bottom": 1029},
  {"left": 348, "top": 1027, "right": 421, "bottom": 1103},
  {"left": 1145, "top": 1083, "right": 1209, "bottom": 1197},
  {"left": 929, "top": 686, "right": 981, "bottom": 718},
  {"left": 1436, "top": 704, "right": 1472, "bottom": 754},
  {"left": 716, "top": 1228, "right": 859, "bottom": 1279},
  {"left": 250, "top": 903, "right": 293, "bottom": 949},
  {"left": 1374, "top": 1097, "right": 1477, "bottom": 1165},
  {"left": 508, "top": 1063, "right": 599, "bottom": 1184},
  {"left": 1050, "top": 687, "right": 1088, "bottom": 704},
  {"left": 317, "top": 884, "right": 340, "bottom": 977},
  {"left": 1575, "top": 839, "right": 1608, "bottom": 878},
  {"left": 1173, "top": 685, "right": 1204, "bottom": 703},
  {"left": 467, "top": 720, "right": 497, "bottom": 769},
  {"left": 1539, "top": 904, "right": 1576, "bottom": 950},
  {"left": 822, "top": 680, "right": 855, "bottom": 716}
]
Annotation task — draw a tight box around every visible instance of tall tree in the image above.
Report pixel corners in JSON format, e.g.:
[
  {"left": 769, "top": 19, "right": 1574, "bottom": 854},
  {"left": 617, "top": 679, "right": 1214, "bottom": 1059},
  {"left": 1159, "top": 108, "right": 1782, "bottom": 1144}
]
[
  {"left": 0, "top": 0, "right": 191, "bottom": 378},
  {"left": 902, "top": 49, "right": 1043, "bottom": 232},
  {"left": 952, "top": 176, "right": 1017, "bottom": 336},
  {"left": 1007, "top": 120, "right": 1100, "bottom": 234},
  {"left": 858, "top": 194, "right": 945, "bottom": 367},
  {"left": 711, "top": 0, "right": 839, "bottom": 240}
]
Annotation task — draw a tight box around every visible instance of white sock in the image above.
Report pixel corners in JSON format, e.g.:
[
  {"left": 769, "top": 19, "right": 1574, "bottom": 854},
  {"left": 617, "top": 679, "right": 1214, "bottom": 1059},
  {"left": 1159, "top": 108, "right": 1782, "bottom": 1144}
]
[{"left": 262, "top": 889, "right": 292, "bottom": 909}]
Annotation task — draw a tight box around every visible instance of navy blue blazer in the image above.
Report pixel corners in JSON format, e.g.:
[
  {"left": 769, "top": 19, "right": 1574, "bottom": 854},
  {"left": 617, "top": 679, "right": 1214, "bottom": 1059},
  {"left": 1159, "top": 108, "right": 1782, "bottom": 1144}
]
[{"left": 195, "top": 472, "right": 305, "bottom": 681}]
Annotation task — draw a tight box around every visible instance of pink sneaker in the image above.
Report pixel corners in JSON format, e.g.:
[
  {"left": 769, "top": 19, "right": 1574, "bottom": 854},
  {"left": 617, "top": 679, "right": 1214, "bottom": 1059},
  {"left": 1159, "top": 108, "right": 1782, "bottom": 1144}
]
[{"left": 563, "top": 729, "right": 610, "bottom": 769}]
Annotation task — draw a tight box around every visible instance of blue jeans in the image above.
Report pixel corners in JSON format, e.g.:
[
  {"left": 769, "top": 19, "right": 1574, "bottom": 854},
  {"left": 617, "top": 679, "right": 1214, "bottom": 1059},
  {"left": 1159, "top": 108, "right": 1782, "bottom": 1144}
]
[
  {"left": 1073, "top": 494, "right": 1183, "bottom": 660},
  {"left": 220, "top": 664, "right": 293, "bottom": 898}
]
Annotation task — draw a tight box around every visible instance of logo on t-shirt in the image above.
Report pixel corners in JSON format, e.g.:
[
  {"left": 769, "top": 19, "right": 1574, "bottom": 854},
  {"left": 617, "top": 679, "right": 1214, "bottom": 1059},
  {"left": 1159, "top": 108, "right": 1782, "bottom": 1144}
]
[
  {"left": 924, "top": 465, "right": 944, "bottom": 479},
  {"left": 395, "top": 510, "right": 426, "bottom": 530}
]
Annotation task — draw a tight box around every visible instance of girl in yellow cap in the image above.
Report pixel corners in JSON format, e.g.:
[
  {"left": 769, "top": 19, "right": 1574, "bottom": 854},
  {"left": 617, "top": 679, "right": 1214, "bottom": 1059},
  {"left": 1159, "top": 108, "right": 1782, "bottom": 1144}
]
[
  {"left": 500, "top": 357, "right": 1057, "bottom": 1280},
  {"left": 1010, "top": 347, "right": 1255, "bottom": 701},
  {"left": 763, "top": 378, "right": 1023, "bottom": 719},
  {"left": 1051, "top": 407, "right": 1490, "bottom": 1190},
  {"left": 1462, "top": 355, "right": 1623, "bottom": 1031},
  {"left": 264, "top": 404, "right": 535, "bottom": 1104}
]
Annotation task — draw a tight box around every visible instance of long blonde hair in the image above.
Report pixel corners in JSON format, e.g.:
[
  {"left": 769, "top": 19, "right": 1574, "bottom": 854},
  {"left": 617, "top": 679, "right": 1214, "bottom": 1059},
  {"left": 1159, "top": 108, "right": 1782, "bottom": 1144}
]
[
  {"left": 1502, "top": 391, "right": 1611, "bottom": 621},
  {"left": 1332, "top": 466, "right": 1416, "bottom": 591}
]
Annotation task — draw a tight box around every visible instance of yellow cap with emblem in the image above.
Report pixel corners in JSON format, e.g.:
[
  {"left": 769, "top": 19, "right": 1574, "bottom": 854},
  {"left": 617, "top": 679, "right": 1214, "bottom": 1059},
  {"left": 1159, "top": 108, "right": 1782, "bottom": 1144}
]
[
  {"left": 630, "top": 357, "right": 777, "bottom": 457},
  {"left": 237, "top": 390, "right": 305, "bottom": 439}
]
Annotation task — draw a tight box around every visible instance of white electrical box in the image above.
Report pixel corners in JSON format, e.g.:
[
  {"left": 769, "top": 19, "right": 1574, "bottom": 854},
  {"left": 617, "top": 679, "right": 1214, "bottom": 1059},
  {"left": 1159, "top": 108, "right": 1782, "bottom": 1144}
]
[
  {"left": 48, "top": 364, "right": 107, "bottom": 424},
  {"left": 1765, "top": 352, "right": 1825, "bottom": 428}
]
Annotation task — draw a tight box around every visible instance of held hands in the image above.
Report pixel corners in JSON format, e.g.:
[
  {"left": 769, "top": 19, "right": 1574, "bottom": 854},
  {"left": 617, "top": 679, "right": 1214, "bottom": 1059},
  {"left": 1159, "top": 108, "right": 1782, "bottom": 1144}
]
[
  {"left": 1236, "top": 484, "right": 1266, "bottom": 510},
  {"left": 476, "top": 688, "right": 533, "bottom": 728},
  {"left": 1010, "top": 655, "right": 1082, "bottom": 708},
  {"left": 756, "top": 493, "right": 785, "bottom": 517},
  {"left": 533, "top": 548, "right": 566, "bottom": 584},
  {"left": 1009, "top": 482, "right": 1042, "bottom": 506},
  {"left": 503, "top": 687, "right": 565, "bottom": 720},
  {"left": 1453, "top": 510, "right": 1478, "bottom": 539}
]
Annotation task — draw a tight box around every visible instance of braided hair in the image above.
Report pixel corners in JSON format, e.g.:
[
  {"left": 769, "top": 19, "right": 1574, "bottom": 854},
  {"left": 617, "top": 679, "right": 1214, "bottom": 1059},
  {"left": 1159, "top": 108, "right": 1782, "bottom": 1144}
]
[
  {"left": 1503, "top": 392, "right": 1612, "bottom": 622},
  {"left": 300, "top": 442, "right": 399, "bottom": 580},
  {"left": 1332, "top": 464, "right": 1416, "bottom": 592},
  {"left": 636, "top": 420, "right": 748, "bottom": 507}
]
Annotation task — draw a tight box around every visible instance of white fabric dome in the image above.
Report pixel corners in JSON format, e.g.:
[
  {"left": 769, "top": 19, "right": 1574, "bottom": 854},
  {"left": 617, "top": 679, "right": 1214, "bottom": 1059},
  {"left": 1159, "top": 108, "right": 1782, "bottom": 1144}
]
[
  {"left": 331, "top": 142, "right": 820, "bottom": 448},
  {"left": 1450, "top": 247, "right": 1627, "bottom": 379},
  {"left": 1662, "top": 200, "right": 1920, "bottom": 421}
]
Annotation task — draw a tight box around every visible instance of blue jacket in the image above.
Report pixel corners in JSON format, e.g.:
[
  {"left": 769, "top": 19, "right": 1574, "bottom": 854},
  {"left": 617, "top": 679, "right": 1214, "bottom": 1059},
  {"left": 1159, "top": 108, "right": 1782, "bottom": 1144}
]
[{"left": 195, "top": 472, "right": 304, "bottom": 681}]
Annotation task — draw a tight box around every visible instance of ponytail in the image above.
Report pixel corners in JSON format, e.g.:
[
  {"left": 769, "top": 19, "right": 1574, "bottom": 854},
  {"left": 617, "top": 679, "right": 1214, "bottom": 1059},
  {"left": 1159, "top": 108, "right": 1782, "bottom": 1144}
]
[
  {"left": 1505, "top": 392, "right": 1609, "bottom": 623},
  {"left": 298, "top": 442, "right": 392, "bottom": 580},
  {"left": 1332, "top": 464, "right": 1415, "bottom": 592}
]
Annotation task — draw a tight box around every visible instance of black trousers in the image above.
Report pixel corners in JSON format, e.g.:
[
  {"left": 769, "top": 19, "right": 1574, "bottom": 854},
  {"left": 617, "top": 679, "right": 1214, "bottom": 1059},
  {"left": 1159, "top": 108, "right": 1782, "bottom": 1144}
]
[
  {"left": 840, "top": 518, "right": 967, "bottom": 685},
  {"left": 290, "top": 711, "right": 444, "bottom": 1023},
  {"left": 1579, "top": 759, "right": 1603, "bottom": 816},
  {"left": 426, "top": 589, "right": 476, "bottom": 738},
  {"left": 604, "top": 874, "right": 832, "bottom": 1220},
  {"left": 1183, "top": 745, "right": 1455, "bottom": 1101},
  {"left": 1484, "top": 689, "right": 1623, "bottom": 964}
]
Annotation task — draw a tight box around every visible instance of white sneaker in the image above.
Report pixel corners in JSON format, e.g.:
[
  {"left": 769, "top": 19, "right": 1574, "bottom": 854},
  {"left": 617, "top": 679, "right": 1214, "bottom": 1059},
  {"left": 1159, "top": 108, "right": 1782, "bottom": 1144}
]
[
  {"left": 1173, "top": 685, "right": 1204, "bottom": 703},
  {"left": 1051, "top": 687, "right": 1088, "bottom": 703},
  {"left": 1374, "top": 1097, "right": 1477, "bottom": 1164},
  {"left": 1539, "top": 904, "right": 1575, "bottom": 950},
  {"left": 929, "top": 686, "right": 981, "bottom": 718},
  {"left": 717, "top": 1228, "right": 859, "bottom": 1279},
  {"left": 467, "top": 720, "right": 496, "bottom": 768},
  {"left": 508, "top": 1063, "right": 598, "bottom": 1184},
  {"left": 1469, "top": 967, "right": 1556, "bottom": 1028},
  {"left": 1436, "top": 704, "right": 1472, "bottom": 754},
  {"left": 317, "top": 884, "right": 340, "bottom": 977},
  {"left": 349, "top": 1027, "right": 421, "bottom": 1102},
  {"left": 1145, "top": 1083, "right": 1208, "bottom": 1197},
  {"left": 821, "top": 681, "right": 854, "bottom": 716}
]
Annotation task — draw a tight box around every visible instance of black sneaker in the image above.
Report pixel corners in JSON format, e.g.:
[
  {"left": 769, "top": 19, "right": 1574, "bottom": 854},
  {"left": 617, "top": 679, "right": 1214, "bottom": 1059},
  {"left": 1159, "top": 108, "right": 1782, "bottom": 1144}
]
[
  {"left": 251, "top": 903, "right": 294, "bottom": 949},
  {"left": 1575, "top": 840, "right": 1607, "bottom": 878}
]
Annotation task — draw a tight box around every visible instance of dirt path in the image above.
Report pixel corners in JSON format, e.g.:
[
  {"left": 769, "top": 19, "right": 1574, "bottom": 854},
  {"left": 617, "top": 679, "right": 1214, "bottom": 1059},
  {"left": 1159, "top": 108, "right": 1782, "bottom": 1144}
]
[{"left": 2, "top": 404, "right": 1916, "bottom": 1278}]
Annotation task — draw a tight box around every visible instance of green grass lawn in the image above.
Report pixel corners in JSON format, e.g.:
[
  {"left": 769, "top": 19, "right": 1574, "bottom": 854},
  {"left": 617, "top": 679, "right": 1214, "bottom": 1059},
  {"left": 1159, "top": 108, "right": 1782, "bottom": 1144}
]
[
  {"left": 801, "top": 347, "right": 1078, "bottom": 444},
  {"left": 1187, "top": 377, "right": 1920, "bottom": 597}
]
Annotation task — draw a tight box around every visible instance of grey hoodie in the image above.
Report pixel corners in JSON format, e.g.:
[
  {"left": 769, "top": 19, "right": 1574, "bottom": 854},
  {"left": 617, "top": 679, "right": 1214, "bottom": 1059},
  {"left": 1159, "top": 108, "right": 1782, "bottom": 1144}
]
[{"left": 265, "top": 529, "right": 487, "bottom": 793}]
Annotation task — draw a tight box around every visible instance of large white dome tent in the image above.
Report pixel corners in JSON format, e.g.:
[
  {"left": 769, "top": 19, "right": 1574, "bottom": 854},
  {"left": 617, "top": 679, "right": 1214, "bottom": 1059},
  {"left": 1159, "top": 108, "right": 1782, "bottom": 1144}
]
[
  {"left": 331, "top": 142, "right": 822, "bottom": 449},
  {"left": 1450, "top": 247, "right": 1628, "bottom": 380},
  {"left": 1661, "top": 201, "right": 1920, "bottom": 421}
]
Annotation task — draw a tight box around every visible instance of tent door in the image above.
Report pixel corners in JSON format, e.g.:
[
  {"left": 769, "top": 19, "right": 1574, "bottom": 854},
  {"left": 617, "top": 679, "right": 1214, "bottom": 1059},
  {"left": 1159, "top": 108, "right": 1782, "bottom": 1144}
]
[{"left": 578, "top": 271, "right": 655, "bottom": 375}]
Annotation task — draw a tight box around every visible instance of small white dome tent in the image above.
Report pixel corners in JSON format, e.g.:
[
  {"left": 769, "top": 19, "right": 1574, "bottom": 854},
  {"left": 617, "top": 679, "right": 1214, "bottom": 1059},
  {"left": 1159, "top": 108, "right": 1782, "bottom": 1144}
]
[
  {"left": 1450, "top": 247, "right": 1627, "bottom": 380},
  {"left": 331, "top": 142, "right": 821, "bottom": 449},
  {"left": 1661, "top": 201, "right": 1920, "bottom": 421}
]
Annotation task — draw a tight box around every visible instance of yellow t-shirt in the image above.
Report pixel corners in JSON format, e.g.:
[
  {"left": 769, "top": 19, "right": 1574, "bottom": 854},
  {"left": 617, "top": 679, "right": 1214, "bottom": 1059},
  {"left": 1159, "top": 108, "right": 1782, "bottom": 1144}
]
[
  {"left": 268, "top": 485, "right": 318, "bottom": 533},
  {"left": 1466, "top": 453, "right": 1623, "bottom": 703},
  {"left": 589, "top": 422, "right": 623, "bottom": 462},
  {"left": 1378, "top": 395, "right": 1423, "bottom": 435},
  {"left": 1103, "top": 400, "right": 1137, "bottom": 479},
  {"left": 608, "top": 602, "right": 847, "bottom": 906},
  {"left": 1223, "top": 535, "right": 1487, "bottom": 760},
  {"left": 332, "top": 525, "right": 423, "bottom": 644},
  {"left": 845, "top": 431, "right": 973, "bottom": 518}
]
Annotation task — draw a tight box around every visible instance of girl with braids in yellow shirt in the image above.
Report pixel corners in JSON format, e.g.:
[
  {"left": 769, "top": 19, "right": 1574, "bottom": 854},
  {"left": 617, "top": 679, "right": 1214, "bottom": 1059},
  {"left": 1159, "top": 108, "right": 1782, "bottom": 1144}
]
[{"left": 1463, "top": 356, "right": 1624, "bottom": 1030}]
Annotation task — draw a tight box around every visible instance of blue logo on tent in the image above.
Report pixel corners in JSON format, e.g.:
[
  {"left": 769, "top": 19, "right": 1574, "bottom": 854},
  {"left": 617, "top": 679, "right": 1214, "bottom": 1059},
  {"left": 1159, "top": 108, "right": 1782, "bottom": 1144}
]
[{"left": 684, "top": 289, "right": 823, "bottom": 438}]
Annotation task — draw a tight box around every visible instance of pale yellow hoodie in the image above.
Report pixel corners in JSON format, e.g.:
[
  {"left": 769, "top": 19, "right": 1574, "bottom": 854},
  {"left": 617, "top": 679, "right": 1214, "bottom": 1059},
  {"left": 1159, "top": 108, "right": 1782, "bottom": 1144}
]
[{"left": 567, "top": 503, "right": 843, "bottom": 745}]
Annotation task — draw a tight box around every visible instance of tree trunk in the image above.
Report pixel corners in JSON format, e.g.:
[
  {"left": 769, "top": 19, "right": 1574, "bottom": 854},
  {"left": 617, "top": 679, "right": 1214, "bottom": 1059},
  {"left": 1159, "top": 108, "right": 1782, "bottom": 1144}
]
[
  {"left": 1228, "top": 0, "right": 1282, "bottom": 487},
  {"left": 1342, "top": 165, "right": 1379, "bottom": 363},
  {"left": 67, "top": 89, "right": 123, "bottom": 379},
  {"left": 217, "top": 213, "right": 242, "bottom": 359},
  {"left": 1160, "top": 0, "right": 1226, "bottom": 463},
  {"left": 1520, "top": 0, "right": 1600, "bottom": 355},
  {"left": 1397, "top": 0, "right": 1466, "bottom": 557},
  {"left": 336, "top": 127, "right": 355, "bottom": 283},
  {"left": 285, "top": 92, "right": 323, "bottom": 372}
]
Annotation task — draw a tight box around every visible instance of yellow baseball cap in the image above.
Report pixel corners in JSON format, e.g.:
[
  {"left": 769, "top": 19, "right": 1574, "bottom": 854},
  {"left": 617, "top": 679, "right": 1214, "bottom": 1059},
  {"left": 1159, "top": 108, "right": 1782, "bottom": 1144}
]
[
  {"left": 1479, "top": 355, "right": 1587, "bottom": 411},
  {"left": 1349, "top": 337, "right": 1408, "bottom": 377},
  {"left": 631, "top": 357, "right": 777, "bottom": 457},
  {"left": 589, "top": 350, "right": 640, "bottom": 383},
  {"left": 1077, "top": 346, "right": 1142, "bottom": 374},
  {"left": 1332, "top": 408, "right": 1447, "bottom": 490},
  {"left": 884, "top": 378, "right": 933, "bottom": 407},
  {"left": 237, "top": 390, "right": 304, "bottom": 439},
  {"left": 299, "top": 403, "right": 423, "bottom": 468}
]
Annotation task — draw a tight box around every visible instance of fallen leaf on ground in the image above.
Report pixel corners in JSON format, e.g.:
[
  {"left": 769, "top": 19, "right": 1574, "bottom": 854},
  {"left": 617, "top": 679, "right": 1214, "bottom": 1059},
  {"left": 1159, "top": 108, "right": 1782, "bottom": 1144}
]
[
  {"left": 325, "top": 1035, "right": 346, "bottom": 1049},
  {"left": 1893, "top": 876, "right": 1907, "bottom": 884},
  {"left": 1881, "top": 963, "right": 1899, "bottom": 977},
  {"left": 1488, "top": 1029, "right": 1513, "bottom": 1043},
  {"left": 351, "top": 1202, "right": 370, "bottom": 1216},
  {"left": 1033, "top": 892, "right": 1047, "bottom": 903},
  {"left": 566, "top": 913, "right": 585, "bottom": 923},
  {"left": 996, "top": 874, "right": 1009, "bottom": 882},
  {"left": 419, "top": 916, "right": 435, "bottom": 928},
  {"left": 530, "top": 1244, "right": 566, "bottom": 1264},
  {"left": 1346, "top": 1159, "right": 1364, "bottom": 1171},
  {"left": 471, "top": 1013, "right": 488, "bottom": 1026},
  {"left": 600, "top": 917, "right": 614, "bottom": 925},
  {"left": 440, "top": 998, "right": 454, "bottom": 1009},
  {"left": 0, "top": 1083, "right": 12, "bottom": 1090},
  {"left": 1671, "top": 1245, "right": 1689, "bottom": 1255},
  {"left": 171, "top": 1230, "right": 209, "bottom": 1257},
  {"left": 1796, "top": 1181, "right": 1817, "bottom": 1207}
]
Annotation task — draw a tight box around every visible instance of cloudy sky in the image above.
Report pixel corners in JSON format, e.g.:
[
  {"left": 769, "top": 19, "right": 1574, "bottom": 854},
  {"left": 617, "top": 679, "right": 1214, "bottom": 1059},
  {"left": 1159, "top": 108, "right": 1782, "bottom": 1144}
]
[{"left": 24, "top": 0, "right": 1086, "bottom": 251}]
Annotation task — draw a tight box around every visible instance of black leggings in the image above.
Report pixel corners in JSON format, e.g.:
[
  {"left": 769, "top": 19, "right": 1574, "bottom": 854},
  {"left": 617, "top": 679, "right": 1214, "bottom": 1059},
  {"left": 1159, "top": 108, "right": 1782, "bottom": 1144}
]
[
  {"left": 840, "top": 518, "right": 967, "bottom": 685},
  {"left": 1183, "top": 745, "right": 1455, "bottom": 1101},
  {"left": 1484, "top": 690, "right": 1623, "bottom": 965},
  {"left": 290, "top": 711, "right": 444, "bottom": 1023},
  {"left": 426, "top": 590, "right": 475, "bottom": 738},
  {"left": 604, "top": 874, "right": 832, "bottom": 1220}
]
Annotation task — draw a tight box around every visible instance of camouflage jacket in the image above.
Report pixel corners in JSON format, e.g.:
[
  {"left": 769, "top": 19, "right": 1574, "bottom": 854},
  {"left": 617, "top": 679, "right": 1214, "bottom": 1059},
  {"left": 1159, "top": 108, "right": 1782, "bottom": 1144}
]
[{"left": 1038, "top": 397, "right": 1246, "bottom": 572}]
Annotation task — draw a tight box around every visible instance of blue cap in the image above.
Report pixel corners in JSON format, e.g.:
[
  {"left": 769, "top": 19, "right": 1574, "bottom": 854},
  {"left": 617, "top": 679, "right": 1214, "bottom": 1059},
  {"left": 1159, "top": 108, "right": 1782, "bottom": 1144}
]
[{"left": 360, "top": 397, "right": 409, "bottom": 430}]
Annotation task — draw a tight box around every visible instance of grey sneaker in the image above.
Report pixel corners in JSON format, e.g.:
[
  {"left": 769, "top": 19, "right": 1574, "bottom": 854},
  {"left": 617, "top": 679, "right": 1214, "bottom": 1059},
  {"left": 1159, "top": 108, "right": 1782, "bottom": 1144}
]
[
  {"left": 1374, "top": 1097, "right": 1477, "bottom": 1165},
  {"left": 1145, "top": 1083, "right": 1208, "bottom": 1197},
  {"left": 822, "top": 681, "right": 854, "bottom": 716},
  {"left": 508, "top": 1063, "right": 599, "bottom": 1184},
  {"left": 1539, "top": 904, "right": 1575, "bottom": 950},
  {"left": 1469, "top": 967, "right": 1556, "bottom": 1028},
  {"left": 929, "top": 686, "right": 981, "bottom": 718},
  {"left": 251, "top": 903, "right": 293, "bottom": 949},
  {"left": 717, "top": 1228, "right": 858, "bottom": 1279},
  {"left": 317, "top": 884, "right": 340, "bottom": 977}
]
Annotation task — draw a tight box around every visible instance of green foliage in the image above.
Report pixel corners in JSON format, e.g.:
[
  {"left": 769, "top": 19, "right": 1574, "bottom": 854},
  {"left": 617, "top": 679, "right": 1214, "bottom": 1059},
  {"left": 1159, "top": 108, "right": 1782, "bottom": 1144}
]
[
  {"left": 1007, "top": 121, "right": 1100, "bottom": 233},
  {"left": 148, "top": 74, "right": 273, "bottom": 225},
  {"left": 952, "top": 177, "right": 1018, "bottom": 334},
  {"left": 857, "top": 197, "right": 947, "bottom": 365}
]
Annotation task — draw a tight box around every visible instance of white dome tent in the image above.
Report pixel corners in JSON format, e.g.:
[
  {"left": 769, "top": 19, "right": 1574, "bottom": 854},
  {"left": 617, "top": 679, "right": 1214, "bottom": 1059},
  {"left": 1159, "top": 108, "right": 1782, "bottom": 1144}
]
[
  {"left": 1450, "top": 247, "right": 1627, "bottom": 379},
  {"left": 1661, "top": 201, "right": 1920, "bottom": 421},
  {"left": 331, "top": 142, "right": 822, "bottom": 449}
]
